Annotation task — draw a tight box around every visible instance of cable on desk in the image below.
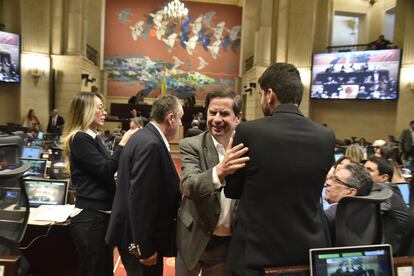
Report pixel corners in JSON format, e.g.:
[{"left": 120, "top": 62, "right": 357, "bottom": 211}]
[{"left": 19, "top": 223, "right": 54, "bottom": 250}]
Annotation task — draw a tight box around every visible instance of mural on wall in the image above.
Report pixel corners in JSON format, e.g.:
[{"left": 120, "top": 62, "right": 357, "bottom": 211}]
[{"left": 104, "top": 0, "right": 242, "bottom": 100}]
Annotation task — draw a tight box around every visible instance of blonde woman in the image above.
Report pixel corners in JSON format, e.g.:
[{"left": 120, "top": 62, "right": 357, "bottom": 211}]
[
  {"left": 22, "top": 109, "right": 41, "bottom": 130},
  {"left": 63, "top": 92, "right": 136, "bottom": 276},
  {"left": 345, "top": 144, "right": 365, "bottom": 164}
]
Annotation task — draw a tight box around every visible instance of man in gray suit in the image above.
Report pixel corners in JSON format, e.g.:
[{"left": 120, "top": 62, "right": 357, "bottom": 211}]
[{"left": 176, "top": 89, "right": 249, "bottom": 276}]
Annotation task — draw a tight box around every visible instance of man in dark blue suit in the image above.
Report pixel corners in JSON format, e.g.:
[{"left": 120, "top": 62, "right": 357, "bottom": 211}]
[
  {"left": 106, "top": 95, "right": 183, "bottom": 276},
  {"left": 224, "top": 63, "right": 336, "bottom": 275}
]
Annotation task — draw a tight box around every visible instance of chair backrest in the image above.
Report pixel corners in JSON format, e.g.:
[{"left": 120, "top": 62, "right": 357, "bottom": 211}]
[
  {"left": 335, "top": 188, "right": 393, "bottom": 247},
  {"left": 0, "top": 164, "right": 31, "bottom": 245}
]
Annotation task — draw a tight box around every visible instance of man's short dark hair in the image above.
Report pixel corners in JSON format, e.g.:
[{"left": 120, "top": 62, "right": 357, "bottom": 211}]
[
  {"left": 150, "top": 95, "right": 180, "bottom": 123},
  {"left": 367, "top": 156, "right": 394, "bottom": 181},
  {"left": 409, "top": 120, "right": 414, "bottom": 126},
  {"left": 343, "top": 163, "right": 373, "bottom": 196},
  {"left": 258, "top": 63, "right": 303, "bottom": 105},
  {"left": 204, "top": 89, "right": 242, "bottom": 115}
]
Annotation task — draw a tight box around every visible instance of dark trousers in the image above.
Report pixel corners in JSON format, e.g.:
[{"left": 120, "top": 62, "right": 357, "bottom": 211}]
[
  {"left": 70, "top": 210, "right": 113, "bottom": 276},
  {"left": 118, "top": 245, "right": 163, "bottom": 276}
]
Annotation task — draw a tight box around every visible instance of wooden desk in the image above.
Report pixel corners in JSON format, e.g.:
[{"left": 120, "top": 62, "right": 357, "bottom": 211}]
[
  {"left": 0, "top": 255, "right": 21, "bottom": 276},
  {"left": 21, "top": 223, "right": 78, "bottom": 276}
]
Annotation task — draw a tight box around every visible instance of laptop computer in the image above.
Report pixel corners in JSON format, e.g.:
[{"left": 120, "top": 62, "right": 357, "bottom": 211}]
[
  {"left": 20, "top": 158, "right": 47, "bottom": 177},
  {"left": 310, "top": 244, "right": 394, "bottom": 276},
  {"left": 23, "top": 178, "right": 69, "bottom": 207},
  {"left": 395, "top": 183, "right": 410, "bottom": 206},
  {"left": 21, "top": 146, "right": 42, "bottom": 159}
]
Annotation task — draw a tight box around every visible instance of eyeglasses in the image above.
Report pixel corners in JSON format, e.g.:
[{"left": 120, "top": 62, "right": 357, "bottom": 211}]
[
  {"left": 97, "top": 106, "right": 107, "bottom": 113},
  {"left": 328, "top": 175, "right": 355, "bottom": 189}
]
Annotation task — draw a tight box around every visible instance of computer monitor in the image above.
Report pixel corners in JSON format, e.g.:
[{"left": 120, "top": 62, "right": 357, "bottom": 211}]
[
  {"left": 21, "top": 146, "right": 42, "bottom": 159},
  {"left": 37, "top": 131, "right": 44, "bottom": 140},
  {"left": 395, "top": 183, "right": 410, "bottom": 206},
  {"left": 23, "top": 178, "right": 69, "bottom": 207},
  {"left": 20, "top": 158, "right": 47, "bottom": 177},
  {"left": 0, "top": 144, "right": 20, "bottom": 170},
  {"left": 310, "top": 244, "right": 394, "bottom": 276}
]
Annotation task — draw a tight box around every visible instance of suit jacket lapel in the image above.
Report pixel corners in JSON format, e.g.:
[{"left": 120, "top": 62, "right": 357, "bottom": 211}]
[
  {"left": 203, "top": 133, "right": 219, "bottom": 170},
  {"left": 203, "top": 133, "right": 221, "bottom": 204}
]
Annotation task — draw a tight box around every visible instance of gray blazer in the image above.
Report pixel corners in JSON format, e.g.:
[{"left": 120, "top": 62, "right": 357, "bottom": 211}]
[{"left": 177, "top": 131, "right": 237, "bottom": 270}]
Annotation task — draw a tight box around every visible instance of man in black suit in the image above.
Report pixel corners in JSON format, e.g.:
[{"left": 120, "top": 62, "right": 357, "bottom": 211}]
[
  {"left": 46, "top": 108, "right": 65, "bottom": 135},
  {"left": 106, "top": 95, "right": 183, "bottom": 276},
  {"left": 224, "top": 63, "right": 336, "bottom": 275},
  {"left": 400, "top": 120, "right": 414, "bottom": 161}
]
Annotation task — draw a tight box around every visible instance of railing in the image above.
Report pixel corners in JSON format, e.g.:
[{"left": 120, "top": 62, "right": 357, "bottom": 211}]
[{"left": 326, "top": 43, "right": 370, "bottom": 53}]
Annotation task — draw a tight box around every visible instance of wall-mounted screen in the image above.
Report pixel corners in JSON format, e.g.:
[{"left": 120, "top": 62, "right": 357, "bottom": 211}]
[
  {"left": 310, "top": 49, "right": 401, "bottom": 100},
  {"left": 0, "top": 31, "right": 20, "bottom": 83}
]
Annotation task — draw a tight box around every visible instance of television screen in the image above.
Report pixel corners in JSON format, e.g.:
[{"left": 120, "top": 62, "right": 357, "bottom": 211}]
[
  {"left": 0, "top": 31, "right": 20, "bottom": 83},
  {"left": 310, "top": 49, "right": 401, "bottom": 100}
]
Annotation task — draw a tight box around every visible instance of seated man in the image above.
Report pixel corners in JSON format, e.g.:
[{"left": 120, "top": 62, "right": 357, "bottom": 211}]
[
  {"left": 364, "top": 157, "right": 410, "bottom": 254},
  {"left": 185, "top": 119, "right": 203, "bottom": 137},
  {"left": 324, "top": 163, "right": 373, "bottom": 242}
]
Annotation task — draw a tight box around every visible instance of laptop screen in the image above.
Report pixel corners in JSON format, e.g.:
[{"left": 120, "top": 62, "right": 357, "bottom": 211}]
[
  {"left": 396, "top": 183, "right": 410, "bottom": 206},
  {"left": 334, "top": 152, "right": 344, "bottom": 162},
  {"left": 23, "top": 178, "right": 69, "bottom": 207},
  {"left": 310, "top": 244, "right": 394, "bottom": 276},
  {"left": 21, "top": 146, "right": 42, "bottom": 159},
  {"left": 20, "top": 158, "right": 47, "bottom": 177}
]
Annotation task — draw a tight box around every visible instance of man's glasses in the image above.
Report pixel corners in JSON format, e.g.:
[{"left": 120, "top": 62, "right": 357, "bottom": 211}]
[{"left": 329, "top": 175, "right": 355, "bottom": 189}]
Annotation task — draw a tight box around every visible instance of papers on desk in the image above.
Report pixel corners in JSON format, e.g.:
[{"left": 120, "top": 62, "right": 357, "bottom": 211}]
[{"left": 29, "top": 205, "right": 75, "bottom": 224}]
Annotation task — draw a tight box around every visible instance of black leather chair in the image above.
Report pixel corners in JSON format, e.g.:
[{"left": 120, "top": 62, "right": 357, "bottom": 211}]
[
  {"left": 0, "top": 163, "right": 31, "bottom": 276},
  {"left": 335, "top": 188, "right": 393, "bottom": 247}
]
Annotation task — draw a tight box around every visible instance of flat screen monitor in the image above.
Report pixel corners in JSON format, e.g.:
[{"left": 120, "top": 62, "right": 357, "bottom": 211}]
[
  {"left": 23, "top": 178, "right": 69, "bottom": 207},
  {"left": 20, "top": 158, "right": 47, "bottom": 177},
  {"left": 310, "top": 49, "right": 401, "bottom": 100},
  {"left": 37, "top": 131, "right": 44, "bottom": 140},
  {"left": 310, "top": 244, "right": 394, "bottom": 276},
  {"left": 0, "top": 31, "right": 20, "bottom": 83},
  {"left": 21, "top": 146, "right": 42, "bottom": 159},
  {"left": 395, "top": 183, "right": 410, "bottom": 206},
  {"left": 0, "top": 144, "right": 20, "bottom": 170}
]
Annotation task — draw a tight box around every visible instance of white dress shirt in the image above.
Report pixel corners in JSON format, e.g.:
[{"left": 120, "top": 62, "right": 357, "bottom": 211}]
[{"left": 211, "top": 136, "right": 232, "bottom": 237}]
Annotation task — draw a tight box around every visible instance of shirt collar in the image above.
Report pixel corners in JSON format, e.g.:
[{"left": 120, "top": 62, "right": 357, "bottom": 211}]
[
  {"left": 150, "top": 121, "right": 170, "bottom": 152},
  {"left": 211, "top": 135, "right": 225, "bottom": 155},
  {"left": 86, "top": 128, "right": 97, "bottom": 139}
]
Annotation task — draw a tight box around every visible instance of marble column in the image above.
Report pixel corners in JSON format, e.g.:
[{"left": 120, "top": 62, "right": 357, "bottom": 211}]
[{"left": 67, "top": 0, "right": 83, "bottom": 55}]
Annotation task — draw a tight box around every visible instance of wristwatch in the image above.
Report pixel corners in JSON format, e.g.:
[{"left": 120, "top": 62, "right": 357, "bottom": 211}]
[{"left": 128, "top": 243, "right": 142, "bottom": 258}]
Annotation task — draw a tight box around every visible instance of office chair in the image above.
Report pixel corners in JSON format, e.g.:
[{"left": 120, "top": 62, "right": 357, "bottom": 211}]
[
  {"left": 0, "top": 163, "right": 31, "bottom": 275},
  {"left": 335, "top": 188, "right": 393, "bottom": 247}
]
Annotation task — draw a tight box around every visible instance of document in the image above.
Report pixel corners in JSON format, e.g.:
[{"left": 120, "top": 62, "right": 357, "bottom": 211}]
[{"left": 32, "top": 205, "right": 75, "bottom": 223}]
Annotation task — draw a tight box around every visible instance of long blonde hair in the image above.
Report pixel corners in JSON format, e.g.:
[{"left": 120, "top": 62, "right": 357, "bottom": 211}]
[
  {"left": 63, "top": 92, "right": 104, "bottom": 172},
  {"left": 345, "top": 144, "right": 365, "bottom": 164}
]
